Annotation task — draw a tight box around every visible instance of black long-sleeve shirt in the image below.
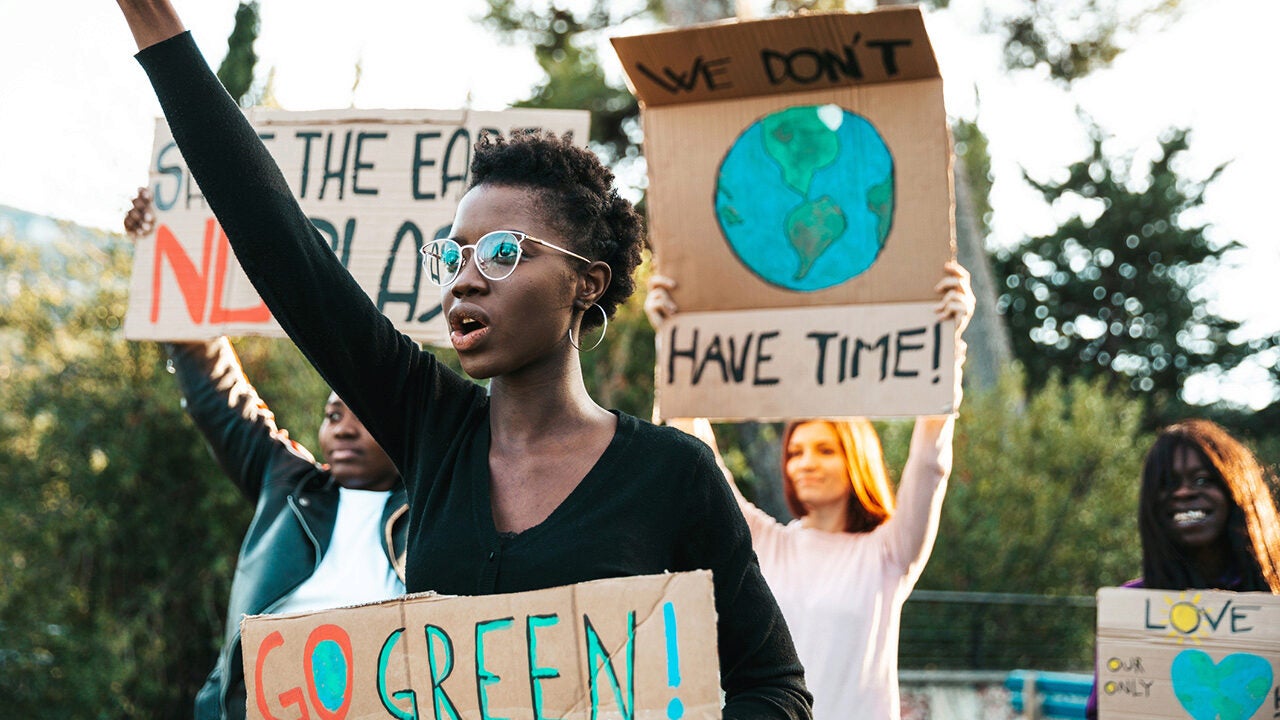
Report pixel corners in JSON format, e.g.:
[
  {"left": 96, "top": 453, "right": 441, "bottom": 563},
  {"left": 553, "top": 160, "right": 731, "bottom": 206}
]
[{"left": 137, "top": 32, "right": 811, "bottom": 719}]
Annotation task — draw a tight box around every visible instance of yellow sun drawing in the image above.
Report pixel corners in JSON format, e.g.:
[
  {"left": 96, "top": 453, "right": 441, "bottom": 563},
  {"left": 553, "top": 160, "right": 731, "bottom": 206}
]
[{"left": 1163, "top": 592, "right": 1206, "bottom": 645}]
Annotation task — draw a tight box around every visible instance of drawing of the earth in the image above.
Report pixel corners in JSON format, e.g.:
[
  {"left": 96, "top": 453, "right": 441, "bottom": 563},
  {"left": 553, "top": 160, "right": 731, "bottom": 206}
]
[{"left": 715, "top": 104, "right": 894, "bottom": 292}]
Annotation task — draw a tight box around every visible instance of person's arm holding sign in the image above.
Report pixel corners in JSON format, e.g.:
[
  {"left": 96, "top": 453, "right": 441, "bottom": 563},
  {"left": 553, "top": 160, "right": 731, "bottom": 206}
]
[
  {"left": 882, "top": 263, "right": 971, "bottom": 578},
  {"left": 113, "top": 0, "right": 443, "bottom": 472},
  {"left": 124, "top": 188, "right": 314, "bottom": 498},
  {"left": 647, "top": 263, "right": 972, "bottom": 716}
]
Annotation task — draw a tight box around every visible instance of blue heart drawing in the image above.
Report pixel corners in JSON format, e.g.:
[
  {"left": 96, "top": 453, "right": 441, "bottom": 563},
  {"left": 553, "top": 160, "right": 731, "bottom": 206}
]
[{"left": 1170, "top": 649, "right": 1273, "bottom": 720}]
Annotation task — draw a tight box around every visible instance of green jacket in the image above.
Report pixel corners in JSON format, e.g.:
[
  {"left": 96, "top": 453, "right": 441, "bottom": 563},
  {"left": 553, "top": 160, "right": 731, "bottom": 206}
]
[{"left": 168, "top": 339, "right": 408, "bottom": 720}]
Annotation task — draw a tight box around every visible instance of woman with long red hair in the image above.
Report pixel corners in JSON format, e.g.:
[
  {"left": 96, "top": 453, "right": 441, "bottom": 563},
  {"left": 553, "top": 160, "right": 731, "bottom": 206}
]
[{"left": 647, "top": 262, "right": 973, "bottom": 720}]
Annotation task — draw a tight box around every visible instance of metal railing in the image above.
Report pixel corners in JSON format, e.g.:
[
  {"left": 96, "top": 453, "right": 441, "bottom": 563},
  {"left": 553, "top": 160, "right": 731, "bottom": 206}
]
[{"left": 901, "top": 590, "right": 1097, "bottom": 672}]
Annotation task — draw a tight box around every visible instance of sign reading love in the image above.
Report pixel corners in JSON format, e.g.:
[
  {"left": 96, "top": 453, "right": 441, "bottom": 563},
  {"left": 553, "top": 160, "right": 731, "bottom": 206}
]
[{"left": 1096, "top": 588, "right": 1280, "bottom": 719}]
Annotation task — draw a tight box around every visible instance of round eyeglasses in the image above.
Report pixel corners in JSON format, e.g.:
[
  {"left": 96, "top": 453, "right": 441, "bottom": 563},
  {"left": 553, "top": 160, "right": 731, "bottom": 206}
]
[{"left": 419, "top": 231, "right": 591, "bottom": 287}]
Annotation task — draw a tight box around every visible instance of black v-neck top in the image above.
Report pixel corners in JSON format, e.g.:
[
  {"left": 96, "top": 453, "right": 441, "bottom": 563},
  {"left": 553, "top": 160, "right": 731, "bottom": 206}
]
[{"left": 137, "top": 32, "right": 810, "bottom": 719}]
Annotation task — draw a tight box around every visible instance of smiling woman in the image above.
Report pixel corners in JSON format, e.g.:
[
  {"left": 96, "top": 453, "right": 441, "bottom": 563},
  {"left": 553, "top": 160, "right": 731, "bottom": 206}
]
[
  {"left": 1137, "top": 419, "right": 1280, "bottom": 593},
  {"left": 1085, "top": 418, "right": 1280, "bottom": 718},
  {"left": 110, "top": 1, "right": 810, "bottom": 717}
]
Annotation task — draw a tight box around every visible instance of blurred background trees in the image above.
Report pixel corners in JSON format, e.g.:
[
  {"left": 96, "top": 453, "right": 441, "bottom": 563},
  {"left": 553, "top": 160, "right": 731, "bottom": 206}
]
[
  {"left": 3, "top": 0, "right": 1278, "bottom": 715},
  {"left": 0, "top": 227, "right": 330, "bottom": 714},
  {"left": 994, "top": 125, "right": 1271, "bottom": 418},
  {"left": 1, "top": 5, "right": 329, "bottom": 713}
]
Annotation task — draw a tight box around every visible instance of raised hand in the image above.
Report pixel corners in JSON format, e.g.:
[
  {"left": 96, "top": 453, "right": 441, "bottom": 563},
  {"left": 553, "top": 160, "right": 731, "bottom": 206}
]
[
  {"left": 643, "top": 274, "right": 678, "bottom": 329},
  {"left": 123, "top": 187, "right": 155, "bottom": 239},
  {"left": 934, "top": 260, "right": 974, "bottom": 335}
]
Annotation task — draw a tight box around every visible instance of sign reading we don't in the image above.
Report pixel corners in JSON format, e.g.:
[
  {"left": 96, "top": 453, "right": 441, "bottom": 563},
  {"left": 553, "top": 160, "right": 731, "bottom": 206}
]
[
  {"left": 613, "top": 8, "right": 958, "bottom": 420},
  {"left": 124, "top": 107, "right": 588, "bottom": 344}
]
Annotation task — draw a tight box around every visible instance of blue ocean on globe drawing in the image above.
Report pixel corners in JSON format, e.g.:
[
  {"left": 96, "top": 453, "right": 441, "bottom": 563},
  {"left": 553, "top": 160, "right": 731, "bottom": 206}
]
[{"left": 715, "top": 104, "right": 895, "bottom": 292}]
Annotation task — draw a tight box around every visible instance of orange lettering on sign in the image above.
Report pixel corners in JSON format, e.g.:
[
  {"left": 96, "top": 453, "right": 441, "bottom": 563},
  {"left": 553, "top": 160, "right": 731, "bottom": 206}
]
[
  {"left": 150, "top": 221, "right": 213, "bottom": 323},
  {"left": 149, "top": 220, "right": 271, "bottom": 326}
]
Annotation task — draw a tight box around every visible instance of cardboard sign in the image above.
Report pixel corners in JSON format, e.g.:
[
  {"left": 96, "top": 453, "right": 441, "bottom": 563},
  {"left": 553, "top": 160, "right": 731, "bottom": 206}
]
[
  {"left": 611, "top": 8, "right": 956, "bottom": 420},
  {"left": 124, "top": 108, "right": 589, "bottom": 343},
  {"left": 241, "top": 571, "right": 720, "bottom": 720},
  {"left": 1095, "top": 587, "right": 1280, "bottom": 719},
  {"left": 656, "top": 303, "right": 956, "bottom": 420}
]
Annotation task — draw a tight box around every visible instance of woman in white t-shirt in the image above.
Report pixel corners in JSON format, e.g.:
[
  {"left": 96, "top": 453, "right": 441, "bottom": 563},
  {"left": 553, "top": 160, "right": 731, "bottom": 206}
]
[{"left": 646, "top": 262, "right": 973, "bottom": 720}]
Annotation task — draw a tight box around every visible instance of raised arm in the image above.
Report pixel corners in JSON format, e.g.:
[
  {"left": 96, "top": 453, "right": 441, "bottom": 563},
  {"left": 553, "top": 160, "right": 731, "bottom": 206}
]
[
  {"left": 112, "top": 2, "right": 469, "bottom": 466},
  {"left": 167, "top": 337, "right": 316, "bottom": 500},
  {"left": 881, "top": 261, "right": 973, "bottom": 575},
  {"left": 115, "top": 0, "right": 185, "bottom": 51},
  {"left": 882, "top": 413, "right": 953, "bottom": 577}
]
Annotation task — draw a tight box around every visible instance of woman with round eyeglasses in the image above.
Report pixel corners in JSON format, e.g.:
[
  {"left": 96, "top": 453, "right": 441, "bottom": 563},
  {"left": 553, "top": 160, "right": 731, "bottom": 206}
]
[
  {"left": 1084, "top": 419, "right": 1280, "bottom": 718},
  {"left": 645, "top": 262, "right": 972, "bottom": 720},
  {"left": 112, "top": 2, "right": 811, "bottom": 718},
  {"left": 420, "top": 231, "right": 608, "bottom": 349}
]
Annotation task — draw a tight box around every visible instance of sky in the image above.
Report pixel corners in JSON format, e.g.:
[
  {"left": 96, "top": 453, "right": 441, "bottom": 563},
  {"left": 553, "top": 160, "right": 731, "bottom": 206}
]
[{"left": 0, "top": 0, "right": 1274, "bottom": 405}]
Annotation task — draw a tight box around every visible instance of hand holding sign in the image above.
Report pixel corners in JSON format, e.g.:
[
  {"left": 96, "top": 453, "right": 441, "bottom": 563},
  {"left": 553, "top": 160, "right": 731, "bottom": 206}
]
[
  {"left": 124, "top": 187, "right": 155, "bottom": 238},
  {"left": 934, "top": 260, "right": 972, "bottom": 410},
  {"left": 647, "top": 262, "right": 973, "bottom": 415}
]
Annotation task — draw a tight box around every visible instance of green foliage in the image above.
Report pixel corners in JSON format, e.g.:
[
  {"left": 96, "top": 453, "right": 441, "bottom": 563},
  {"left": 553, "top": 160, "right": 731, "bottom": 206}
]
[
  {"left": 986, "top": 0, "right": 1183, "bottom": 84},
  {"left": 216, "top": 2, "right": 261, "bottom": 107},
  {"left": 952, "top": 116, "right": 993, "bottom": 238},
  {"left": 580, "top": 257, "right": 656, "bottom": 418},
  {"left": 993, "top": 125, "right": 1274, "bottom": 414},
  {"left": 894, "top": 367, "right": 1148, "bottom": 669},
  {"left": 930, "top": 367, "right": 1146, "bottom": 594},
  {"left": 480, "top": 1, "right": 644, "bottom": 161},
  {"left": 765, "top": 0, "right": 849, "bottom": 13},
  {"left": 0, "top": 230, "right": 329, "bottom": 715}
]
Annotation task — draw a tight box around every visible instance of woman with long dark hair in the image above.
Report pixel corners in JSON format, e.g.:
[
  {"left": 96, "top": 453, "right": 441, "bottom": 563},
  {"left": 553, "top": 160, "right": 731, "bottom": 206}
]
[
  {"left": 1085, "top": 418, "right": 1280, "bottom": 718},
  {"left": 1137, "top": 419, "right": 1280, "bottom": 592}
]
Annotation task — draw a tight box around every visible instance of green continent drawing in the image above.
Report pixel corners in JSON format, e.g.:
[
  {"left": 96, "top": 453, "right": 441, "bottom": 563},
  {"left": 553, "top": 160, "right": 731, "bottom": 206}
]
[
  {"left": 715, "top": 104, "right": 895, "bottom": 292},
  {"left": 867, "top": 175, "right": 894, "bottom": 244},
  {"left": 786, "top": 197, "right": 847, "bottom": 280},
  {"left": 762, "top": 106, "right": 841, "bottom": 196}
]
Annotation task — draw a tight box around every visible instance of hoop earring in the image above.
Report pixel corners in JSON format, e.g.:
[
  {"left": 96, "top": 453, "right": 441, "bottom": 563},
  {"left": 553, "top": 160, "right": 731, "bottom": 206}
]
[{"left": 568, "top": 303, "right": 608, "bottom": 352}]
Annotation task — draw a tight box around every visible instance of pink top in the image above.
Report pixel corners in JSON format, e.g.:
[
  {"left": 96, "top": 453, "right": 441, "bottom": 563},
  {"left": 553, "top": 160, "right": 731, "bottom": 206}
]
[{"left": 736, "top": 418, "right": 953, "bottom": 720}]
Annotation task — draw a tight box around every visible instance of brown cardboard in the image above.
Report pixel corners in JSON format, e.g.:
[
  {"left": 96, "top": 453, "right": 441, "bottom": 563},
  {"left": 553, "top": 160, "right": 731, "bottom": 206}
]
[
  {"left": 241, "top": 571, "right": 720, "bottom": 720},
  {"left": 655, "top": 303, "right": 956, "bottom": 420},
  {"left": 611, "top": 8, "right": 956, "bottom": 420},
  {"left": 1095, "top": 587, "right": 1280, "bottom": 719},
  {"left": 124, "top": 108, "right": 589, "bottom": 344}
]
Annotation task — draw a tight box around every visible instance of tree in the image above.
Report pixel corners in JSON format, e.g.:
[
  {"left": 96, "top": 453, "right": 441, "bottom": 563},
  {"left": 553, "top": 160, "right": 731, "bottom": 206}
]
[
  {"left": 0, "top": 228, "right": 330, "bottom": 715},
  {"left": 216, "top": 2, "right": 261, "bottom": 107},
  {"left": 993, "top": 124, "right": 1274, "bottom": 413},
  {"left": 887, "top": 368, "right": 1148, "bottom": 669},
  {"left": 986, "top": 0, "right": 1183, "bottom": 85},
  {"left": 480, "top": 1, "right": 644, "bottom": 162},
  {"left": 1, "top": 11, "right": 314, "bottom": 710}
]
